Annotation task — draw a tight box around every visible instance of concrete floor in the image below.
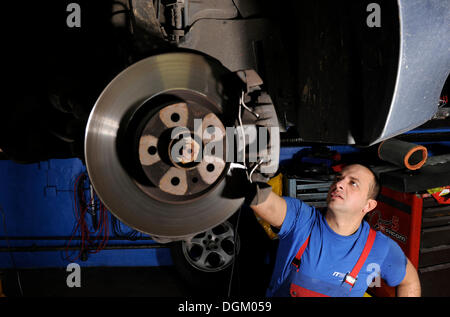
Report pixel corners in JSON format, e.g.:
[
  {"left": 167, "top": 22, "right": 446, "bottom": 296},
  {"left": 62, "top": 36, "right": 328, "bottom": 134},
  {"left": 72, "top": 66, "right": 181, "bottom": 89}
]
[
  {"left": 1, "top": 261, "right": 274, "bottom": 297},
  {"left": 1, "top": 266, "right": 193, "bottom": 297}
]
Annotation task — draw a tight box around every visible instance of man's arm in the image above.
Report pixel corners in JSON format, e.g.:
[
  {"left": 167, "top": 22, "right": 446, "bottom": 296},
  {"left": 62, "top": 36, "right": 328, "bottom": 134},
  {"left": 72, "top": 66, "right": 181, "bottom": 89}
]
[
  {"left": 396, "top": 258, "right": 421, "bottom": 297},
  {"left": 250, "top": 191, "right": 287, "bottom": 229}
]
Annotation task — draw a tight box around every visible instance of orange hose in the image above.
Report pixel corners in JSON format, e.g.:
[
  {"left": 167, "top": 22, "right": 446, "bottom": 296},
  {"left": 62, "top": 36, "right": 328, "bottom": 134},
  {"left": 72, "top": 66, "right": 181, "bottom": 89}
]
[
  {"left": 378, "top": 139, "right": 428, "bottom": 170},
  {"left": 403, "top": 145, "right": 427, "bottom": 170}
]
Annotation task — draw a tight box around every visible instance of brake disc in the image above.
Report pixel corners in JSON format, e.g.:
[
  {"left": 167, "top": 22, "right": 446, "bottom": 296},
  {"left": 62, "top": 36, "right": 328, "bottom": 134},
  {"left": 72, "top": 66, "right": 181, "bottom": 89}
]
[{"left": 84, "top": 52, "right": 245, "bottom": 241}]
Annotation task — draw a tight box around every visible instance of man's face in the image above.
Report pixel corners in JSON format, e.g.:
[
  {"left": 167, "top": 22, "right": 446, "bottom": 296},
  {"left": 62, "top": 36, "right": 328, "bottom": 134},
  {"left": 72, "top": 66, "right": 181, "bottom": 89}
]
[{"left": 326, "top": 164, "right": 375, "bottom": 215}]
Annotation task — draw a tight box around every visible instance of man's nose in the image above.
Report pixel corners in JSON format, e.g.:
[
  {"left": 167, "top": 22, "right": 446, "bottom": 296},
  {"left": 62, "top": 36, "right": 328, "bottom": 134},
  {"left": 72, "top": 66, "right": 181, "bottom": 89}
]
[{"left": 335, "top": 179, "right": 345, "bottom": 190}]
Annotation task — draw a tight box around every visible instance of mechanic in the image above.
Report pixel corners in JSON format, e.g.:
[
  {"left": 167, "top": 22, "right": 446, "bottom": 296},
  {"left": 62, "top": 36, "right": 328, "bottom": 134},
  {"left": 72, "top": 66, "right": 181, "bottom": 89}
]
[{"left": 247, "top": 164, "right": 421, "bottom": 297}]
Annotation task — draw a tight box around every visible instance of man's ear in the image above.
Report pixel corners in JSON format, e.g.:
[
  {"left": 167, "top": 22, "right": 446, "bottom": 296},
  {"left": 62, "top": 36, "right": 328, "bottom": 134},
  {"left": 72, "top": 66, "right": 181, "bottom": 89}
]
[{"left": 363, "top": 199, "right": 377, "bottom": 215}]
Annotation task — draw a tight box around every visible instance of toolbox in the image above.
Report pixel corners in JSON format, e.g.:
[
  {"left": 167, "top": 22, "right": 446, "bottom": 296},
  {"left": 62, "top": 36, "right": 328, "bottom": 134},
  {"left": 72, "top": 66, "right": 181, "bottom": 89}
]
[
  {"left": 368, "top": 159, "right": 450, "bottom": 297},
  {"left": 284, "top": 176, "right": 333, "bottom": 209}
]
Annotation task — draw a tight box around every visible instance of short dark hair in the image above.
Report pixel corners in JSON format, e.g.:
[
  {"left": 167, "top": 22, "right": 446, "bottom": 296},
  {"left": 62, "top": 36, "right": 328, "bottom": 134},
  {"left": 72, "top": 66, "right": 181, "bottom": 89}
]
[{"left": 367, "top": 168, "right": 381, "bottom": 201}]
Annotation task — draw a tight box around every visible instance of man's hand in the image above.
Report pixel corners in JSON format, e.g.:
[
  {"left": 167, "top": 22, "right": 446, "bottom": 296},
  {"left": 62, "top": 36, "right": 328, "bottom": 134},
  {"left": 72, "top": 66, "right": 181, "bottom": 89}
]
[
  {"left": 250, "top": 190, "right": 287, "bottom": 229},
  {"left": 228, "top": 165, "right": 287, "bottom": 229},
  {"left": 396, "top": 258, "right": 421, "bottom": 297}
]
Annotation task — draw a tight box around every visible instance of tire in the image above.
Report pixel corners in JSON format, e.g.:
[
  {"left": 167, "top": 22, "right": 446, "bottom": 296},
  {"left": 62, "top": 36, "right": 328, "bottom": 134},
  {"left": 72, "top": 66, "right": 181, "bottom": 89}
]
[{"left": 170, "top": 220, "right": 240, "bottom": 295}]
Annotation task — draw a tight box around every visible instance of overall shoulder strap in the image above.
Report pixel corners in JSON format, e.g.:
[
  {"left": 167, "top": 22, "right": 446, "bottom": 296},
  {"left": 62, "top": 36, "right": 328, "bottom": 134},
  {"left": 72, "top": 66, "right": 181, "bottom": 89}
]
[
  {"left": 291, "top": 234, "right": 311, "bottom": 270},
  {"left": 344, "top": 228, "right": 377, "bottom": 288}
]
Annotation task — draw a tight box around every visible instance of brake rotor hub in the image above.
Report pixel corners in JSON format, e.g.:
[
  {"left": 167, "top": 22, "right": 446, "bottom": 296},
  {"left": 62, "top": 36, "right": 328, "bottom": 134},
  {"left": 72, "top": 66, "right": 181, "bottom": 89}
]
[{"left": 136, "top": 97, "right": 226, "bottom": 199}]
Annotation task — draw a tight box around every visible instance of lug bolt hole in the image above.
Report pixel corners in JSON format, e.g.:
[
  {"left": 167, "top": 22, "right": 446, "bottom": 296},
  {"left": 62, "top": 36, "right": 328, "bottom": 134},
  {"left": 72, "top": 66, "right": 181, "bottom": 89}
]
[
  {"left": 148, "top": 146, "right": 157, "bottom": 155},
  {"left": 206, "top": 164, "right": 215, "bottom": 172},
  {"left": 171, "top": 177, "right": 180, "bottom": 186},
  {"left": 171, "top": 113, "right": 180, "bottom": 122}
]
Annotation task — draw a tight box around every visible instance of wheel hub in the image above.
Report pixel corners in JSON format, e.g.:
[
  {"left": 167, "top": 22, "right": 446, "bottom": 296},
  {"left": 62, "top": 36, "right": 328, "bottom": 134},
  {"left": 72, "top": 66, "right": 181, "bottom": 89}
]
[{"left": 136, "top": 96, "right": 226, "bottom": 199}]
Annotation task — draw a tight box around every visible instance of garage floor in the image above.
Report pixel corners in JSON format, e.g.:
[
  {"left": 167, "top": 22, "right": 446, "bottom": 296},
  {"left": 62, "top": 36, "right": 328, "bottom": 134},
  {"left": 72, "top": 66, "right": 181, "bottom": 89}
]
[
  {"left": 1, "top": 262, "right": 274, "bottom": 297},
  {"left": 1, "top": 267, "right": 192, "bottom": 297}
]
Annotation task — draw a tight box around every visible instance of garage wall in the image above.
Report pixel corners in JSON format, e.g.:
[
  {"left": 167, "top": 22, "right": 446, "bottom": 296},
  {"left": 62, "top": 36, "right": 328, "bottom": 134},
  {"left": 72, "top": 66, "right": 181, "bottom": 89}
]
[{"left": 0, "top": 158, "right": 172, "bottom": 269}]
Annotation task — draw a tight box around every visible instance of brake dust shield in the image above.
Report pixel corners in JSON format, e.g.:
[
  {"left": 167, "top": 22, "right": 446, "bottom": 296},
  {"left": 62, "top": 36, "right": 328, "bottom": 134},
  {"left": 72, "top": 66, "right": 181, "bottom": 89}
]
[{"left": 84, "top": 52, "right": 245, "bottom": 241}]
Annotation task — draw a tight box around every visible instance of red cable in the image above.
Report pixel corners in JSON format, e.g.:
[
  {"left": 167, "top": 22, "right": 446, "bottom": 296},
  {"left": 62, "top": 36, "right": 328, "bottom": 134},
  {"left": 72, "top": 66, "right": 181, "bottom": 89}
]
[{"left": 65, "top": 172, "right": 111, "bottom": 261}]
